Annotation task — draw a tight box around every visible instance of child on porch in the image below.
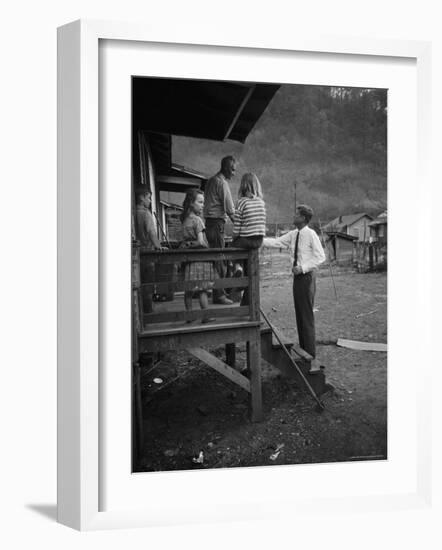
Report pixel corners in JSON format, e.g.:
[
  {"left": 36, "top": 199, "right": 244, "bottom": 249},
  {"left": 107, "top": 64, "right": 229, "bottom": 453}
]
[
  {"left": 231, "top": 173, "right": 266, "bottom": 305},
  {"left": 180, "top": 189, "right": 216, "bottom": 323}
]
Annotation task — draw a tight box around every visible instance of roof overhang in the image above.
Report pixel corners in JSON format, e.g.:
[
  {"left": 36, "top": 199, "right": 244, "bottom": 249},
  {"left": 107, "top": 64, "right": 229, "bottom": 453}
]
[
  {"left": 325, "top": 231, "right": 358, "bottom": 241},
  {"left": 132, "top": 77, "right": 280, "bottom": 143},
  {"left": 157, "top": 175, "right": 202, "bottom": 193},
  {"left": 157, "top": 162, "right": 208, "bottom": 193}
]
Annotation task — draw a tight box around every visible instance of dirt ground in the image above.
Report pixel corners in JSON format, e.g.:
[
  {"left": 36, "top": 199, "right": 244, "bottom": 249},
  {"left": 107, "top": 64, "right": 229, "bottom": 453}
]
[{"left": 136, "top": 250, "right": 387, "bottom": 472}]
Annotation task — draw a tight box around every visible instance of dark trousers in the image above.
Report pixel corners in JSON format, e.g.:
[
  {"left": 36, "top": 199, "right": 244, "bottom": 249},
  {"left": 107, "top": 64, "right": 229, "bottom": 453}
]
[
  {"left": 292, "top": 272, "right": 317, "bottom": 358},
  {"left": 231, "top": 236, "right": 263, "bottom": 306},
  {"left": 205, "top": 218, "right": 227, "bottom": 301}
]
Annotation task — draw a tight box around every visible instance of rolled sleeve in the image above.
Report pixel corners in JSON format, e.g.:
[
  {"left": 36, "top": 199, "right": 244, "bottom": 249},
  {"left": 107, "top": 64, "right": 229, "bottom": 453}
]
[{"left": 263, "top": 230, "right": 295, "bottom": 249}]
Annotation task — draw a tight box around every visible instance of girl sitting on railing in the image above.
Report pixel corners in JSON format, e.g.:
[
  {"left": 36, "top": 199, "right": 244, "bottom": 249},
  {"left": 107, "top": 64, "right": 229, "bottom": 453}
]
[
  {"left": 180, "top": 189, "right": 216, "bottom": 323},
  {"left": 231, "top": 173, "right": 266, "bottom": 305}
]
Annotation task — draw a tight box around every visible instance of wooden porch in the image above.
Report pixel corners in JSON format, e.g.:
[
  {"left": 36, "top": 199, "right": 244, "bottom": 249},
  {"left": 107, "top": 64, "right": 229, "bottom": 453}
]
[{"left": 132, "top": 246, "right": 329, "bottom": 459}]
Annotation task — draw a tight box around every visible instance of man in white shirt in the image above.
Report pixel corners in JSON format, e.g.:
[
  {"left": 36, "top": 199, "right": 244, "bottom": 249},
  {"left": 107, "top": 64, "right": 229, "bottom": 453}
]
[{"left": 263, "top": 205, "right": 325, "bottom": 359}]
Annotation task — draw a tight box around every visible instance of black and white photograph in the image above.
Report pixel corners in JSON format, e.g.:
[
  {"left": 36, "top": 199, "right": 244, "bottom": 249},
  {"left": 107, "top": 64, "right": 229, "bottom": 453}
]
[{"left": 131, "top": 76, "right": 387, "bottom": 473}]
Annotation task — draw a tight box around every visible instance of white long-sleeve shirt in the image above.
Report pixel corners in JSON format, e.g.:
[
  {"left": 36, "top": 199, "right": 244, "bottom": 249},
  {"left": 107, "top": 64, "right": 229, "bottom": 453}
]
[{"left": 263, "top": 225, "right": 325, "bottom": 274}]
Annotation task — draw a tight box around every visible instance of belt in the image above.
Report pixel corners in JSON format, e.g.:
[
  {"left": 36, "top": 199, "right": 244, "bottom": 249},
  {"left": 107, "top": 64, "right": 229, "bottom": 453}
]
[{"left": 293, "top": 271, "right": 312, "bottom": 279}]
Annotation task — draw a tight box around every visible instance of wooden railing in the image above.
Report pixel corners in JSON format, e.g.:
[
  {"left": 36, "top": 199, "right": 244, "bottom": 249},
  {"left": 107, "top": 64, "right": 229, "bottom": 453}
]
[
  {"left": 132, "top": 245, "right": 264, "bottom": 426},
  {"left": 133, "top": 247, "right": 261, "bottom": 332}
]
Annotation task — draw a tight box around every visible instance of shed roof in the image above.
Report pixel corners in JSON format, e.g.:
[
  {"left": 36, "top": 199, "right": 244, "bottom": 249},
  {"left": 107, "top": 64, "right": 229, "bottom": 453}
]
[
  {"left": 368, "top": 210, "right": 388, "bottom": 226},
  {"left": 160, "top": 200, "right": 183, "bottom": 210},
  {"left": 368, "top": 218, "right": 388, "bottom": 227},
  {"left": 325, "top": 231, "right": 358, "bottom": 241},
  {"left": 156, "top": 162, "right": 208, "bottom": 193},
  {"left": 170, "top": 163, "right": 208, "bottom": 181},
  {"left": 324, "top": 213, "right": 373, "bottom": 232}
]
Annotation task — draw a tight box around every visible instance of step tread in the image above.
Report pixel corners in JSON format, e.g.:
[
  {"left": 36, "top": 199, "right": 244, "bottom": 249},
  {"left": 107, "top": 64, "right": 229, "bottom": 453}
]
[{"left": 261, "top": 325, "right": 313, "bottom": 361}]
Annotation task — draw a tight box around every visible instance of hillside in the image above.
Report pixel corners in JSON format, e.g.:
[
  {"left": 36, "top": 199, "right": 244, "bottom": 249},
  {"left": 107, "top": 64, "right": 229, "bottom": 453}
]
[{"left": 172, "top": 84, "right": 387, "bottom": 224}]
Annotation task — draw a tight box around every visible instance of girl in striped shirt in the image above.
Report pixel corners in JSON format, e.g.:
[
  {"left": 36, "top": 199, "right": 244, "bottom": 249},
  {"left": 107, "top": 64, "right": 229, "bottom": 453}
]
[{"left": 232, "top": 173, "right": 266, "bottom": 303}]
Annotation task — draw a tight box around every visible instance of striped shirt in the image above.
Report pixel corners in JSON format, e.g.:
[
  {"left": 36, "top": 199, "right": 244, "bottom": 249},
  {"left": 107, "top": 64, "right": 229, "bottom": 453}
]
[{"left": 233, "top": 196, "right": 266, "bottom": 237}]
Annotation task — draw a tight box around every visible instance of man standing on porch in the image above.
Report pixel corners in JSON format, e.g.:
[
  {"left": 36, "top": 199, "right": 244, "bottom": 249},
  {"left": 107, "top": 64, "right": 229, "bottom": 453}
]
[
  {"left": 263, "top": 204, "right": 325, "bottom": 359},
  {"left": 203, "top": 155, "right": 237, "bottom": 305}
]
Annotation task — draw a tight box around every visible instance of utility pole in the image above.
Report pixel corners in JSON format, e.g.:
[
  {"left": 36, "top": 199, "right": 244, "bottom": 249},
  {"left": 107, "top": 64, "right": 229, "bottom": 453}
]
[{"left": 318, "top": 218, "right": 338, "bottom": 302}]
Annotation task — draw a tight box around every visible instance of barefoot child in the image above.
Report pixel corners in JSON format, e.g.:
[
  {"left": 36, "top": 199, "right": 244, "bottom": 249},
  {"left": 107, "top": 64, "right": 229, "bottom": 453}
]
[
  {"left": 180, "top": 189, "right": 216, "bottom": 323},
  {"left": 231, "top": 173, "right": 266, "bottom": 304}
]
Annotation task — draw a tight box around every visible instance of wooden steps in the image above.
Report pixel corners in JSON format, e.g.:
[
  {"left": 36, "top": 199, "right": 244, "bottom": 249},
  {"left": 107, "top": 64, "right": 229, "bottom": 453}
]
[{"left": 260, "top": 327, "right": 329, "bottom": 396}]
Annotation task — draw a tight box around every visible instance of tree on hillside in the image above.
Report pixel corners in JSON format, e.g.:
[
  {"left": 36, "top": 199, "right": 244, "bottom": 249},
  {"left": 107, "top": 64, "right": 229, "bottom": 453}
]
[{"left": 173, "top": 83, "right": 387, "bottom": 223}]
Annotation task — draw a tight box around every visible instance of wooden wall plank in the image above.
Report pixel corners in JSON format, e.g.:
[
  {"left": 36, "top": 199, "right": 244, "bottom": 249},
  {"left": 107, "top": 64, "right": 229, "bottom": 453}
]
[
  {"left": 142, "top": 277, "right": 248, "bottom": 293},
  {"left": 144, "top": 306, "right": 249, "bottom": 324},
  {"left": 141, "top": 249, "right": 249, "bottom": 264},
  {"left": 138, "top": 325, "right": 258, "bottom": 353}
]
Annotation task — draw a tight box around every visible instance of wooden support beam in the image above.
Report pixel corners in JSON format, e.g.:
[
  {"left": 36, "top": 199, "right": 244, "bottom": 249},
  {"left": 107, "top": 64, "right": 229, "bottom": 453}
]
[
  {"left": 141, "top": 248, "right": 249, "bottom": 264},
  {"left": 141, "top": 320, "right": 259, "bottom": 338},
  {"left": 138, "top": 324, "right": 259, "bottom": 353},
  {"left": 222, "top": 85, "right": 256, "bottom": 140},
  {"left": 248, "top": 248, "right": 260, "bottom": 321},
  {"left": 187, "top": 347, "right": 251, "bottom": 393},
  {"left": 132, "top": 361, "right": 144, "bottom": 463},
  {"left": 248, "top": 337, "right": 263, "bottom": 422},
  {"left": 225, "top": 343, "right": 236, "bottom": 367}
]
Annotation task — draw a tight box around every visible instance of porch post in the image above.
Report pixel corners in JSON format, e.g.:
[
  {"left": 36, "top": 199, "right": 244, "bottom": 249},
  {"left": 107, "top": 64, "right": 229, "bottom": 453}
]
[{"left": 248, "top": 248, "right": 263, "bottom": 421}]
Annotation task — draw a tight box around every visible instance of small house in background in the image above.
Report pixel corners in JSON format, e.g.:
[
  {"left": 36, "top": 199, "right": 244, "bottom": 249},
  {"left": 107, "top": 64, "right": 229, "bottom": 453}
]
[
  {"left": 323, "top": 232, "right": 358, "bottom": 264},
  {"left": 369, "top": 210, "right": 387, "bottom": 244},
  {"left": 323, "top": 213, "right": 373, "bottom": 242}
]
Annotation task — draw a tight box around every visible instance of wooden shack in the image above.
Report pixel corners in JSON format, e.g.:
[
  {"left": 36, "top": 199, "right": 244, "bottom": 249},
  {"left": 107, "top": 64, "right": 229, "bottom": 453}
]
[
  {"left": 324, "top": 231, "right": 358, "bottom": 264},
  {"left": 324, "top": 213, "right": 373, "bottom": 242},
  {"left": 131, "top": 77, "right": 329, "bottom": 459}
]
